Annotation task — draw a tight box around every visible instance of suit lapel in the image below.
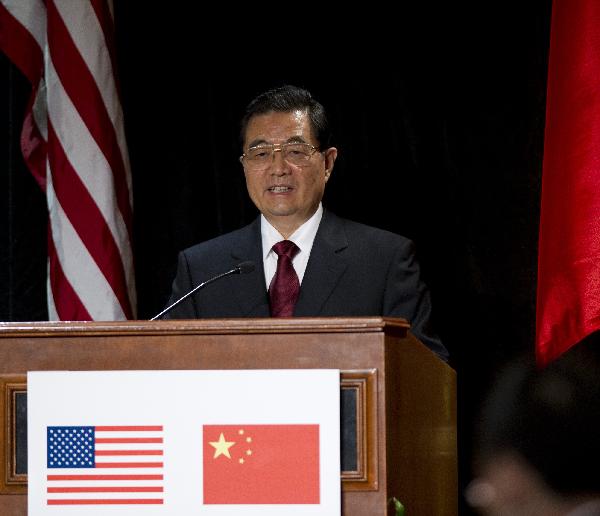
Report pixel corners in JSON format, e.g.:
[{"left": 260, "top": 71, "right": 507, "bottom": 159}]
[
  {"left": 230, "top": 217, "right": 270, "bottom": 317},
  {"left": 294, "top": 211, "right": 349, "bottom": 316}
]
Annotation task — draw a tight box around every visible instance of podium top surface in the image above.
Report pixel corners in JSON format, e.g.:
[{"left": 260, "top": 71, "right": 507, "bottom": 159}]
[{"left": 0, "top": 317, "right": 410, "bottom": 337}]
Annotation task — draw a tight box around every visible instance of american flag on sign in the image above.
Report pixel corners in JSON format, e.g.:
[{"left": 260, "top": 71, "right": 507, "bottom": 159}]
[{"left": 46, "top": 426, "right": 163, "bottom": 505}]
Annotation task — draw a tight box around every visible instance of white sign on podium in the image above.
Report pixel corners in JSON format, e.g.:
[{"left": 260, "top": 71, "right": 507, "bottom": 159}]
[{"left": 27, "top": 369, "right": 341, "bottom": 515}]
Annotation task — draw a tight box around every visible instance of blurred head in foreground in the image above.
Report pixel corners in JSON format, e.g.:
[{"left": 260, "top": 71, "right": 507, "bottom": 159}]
[{"left": 467, "top": 331, "right": 600, "bottom": 516}]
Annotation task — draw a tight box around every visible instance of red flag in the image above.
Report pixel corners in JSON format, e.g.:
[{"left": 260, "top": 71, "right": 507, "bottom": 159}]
[
  {"left": 536, "top": 0, "right": 600, "bottom": 366},
  {"left": 0, "top": 0, "right": 136, "bottom": 320},
  {"left": 203, "top": 424, "right": 320, "bottom": 505}
]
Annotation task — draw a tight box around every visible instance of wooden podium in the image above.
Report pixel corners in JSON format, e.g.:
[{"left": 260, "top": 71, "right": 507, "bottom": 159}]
[{"left": 0, "top": 317, "right": 456, "bottom": 515}]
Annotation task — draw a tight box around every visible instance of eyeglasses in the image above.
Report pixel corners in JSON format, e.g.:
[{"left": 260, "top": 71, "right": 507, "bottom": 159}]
[{"left": 240, "top": 142, "right": 320, "bottom": 171}]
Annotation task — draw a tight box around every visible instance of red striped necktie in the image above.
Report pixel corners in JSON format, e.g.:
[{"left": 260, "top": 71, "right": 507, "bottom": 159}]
[{"left": 269, "top": 240, "right": 300, "bottom": 317}]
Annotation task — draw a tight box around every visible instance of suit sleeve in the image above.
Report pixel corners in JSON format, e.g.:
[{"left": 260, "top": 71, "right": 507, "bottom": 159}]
[{"left": 383, "top": 239, "right": 449, "bottom": 361}]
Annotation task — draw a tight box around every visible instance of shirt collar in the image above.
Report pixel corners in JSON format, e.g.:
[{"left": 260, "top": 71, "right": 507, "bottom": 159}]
[{"left": 261, "top": 204, "right": 323, "bottom": 259}]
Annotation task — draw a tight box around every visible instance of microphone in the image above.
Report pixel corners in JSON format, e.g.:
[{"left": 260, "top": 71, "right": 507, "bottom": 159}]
[{"left": 150, "top": 261, "right": 256, "bottom": 321}]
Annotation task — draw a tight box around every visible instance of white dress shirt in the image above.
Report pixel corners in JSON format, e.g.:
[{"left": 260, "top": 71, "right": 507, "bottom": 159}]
[{"left": 261, "top": 204, "right": 323, "bottom": 289}]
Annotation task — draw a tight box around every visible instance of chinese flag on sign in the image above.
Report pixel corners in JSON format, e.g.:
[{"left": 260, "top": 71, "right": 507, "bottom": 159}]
[
  {"left": 202, "top": 424, "right": 320, "bottom": 505},
  {"left": 536, "top": 0, "right": 600, "bottom": 366}
]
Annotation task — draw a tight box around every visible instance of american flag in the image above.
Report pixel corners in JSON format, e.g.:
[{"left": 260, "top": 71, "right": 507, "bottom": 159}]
[
  {"left": 0, "top": 0, "right": 136, "bottom": 320},
  {"left": 46, "top": 425, "right": 163, "bottom": 505}
]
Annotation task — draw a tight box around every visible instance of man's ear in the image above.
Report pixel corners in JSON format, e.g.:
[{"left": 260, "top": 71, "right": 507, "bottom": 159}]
[{"left": 324, "top": 147, "right": 338, "bottom": 180}]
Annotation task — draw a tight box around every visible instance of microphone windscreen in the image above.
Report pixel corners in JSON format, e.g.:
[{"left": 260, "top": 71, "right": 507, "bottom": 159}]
[{"left": 236, "top": 261, "right": 256, "bottom": 274}]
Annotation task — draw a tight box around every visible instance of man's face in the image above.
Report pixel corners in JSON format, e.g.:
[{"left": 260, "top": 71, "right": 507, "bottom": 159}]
[{"left": 241, "top": 109, "right": 337, "bottom": 237}]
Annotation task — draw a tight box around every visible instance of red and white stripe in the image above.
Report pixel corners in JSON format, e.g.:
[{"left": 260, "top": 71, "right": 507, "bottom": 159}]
[
  {"left": 47, "top": 426, "right": 163, "bottom": 505},
  {"left": 0, "top": 0, "right": 136, "bottom": 320}
]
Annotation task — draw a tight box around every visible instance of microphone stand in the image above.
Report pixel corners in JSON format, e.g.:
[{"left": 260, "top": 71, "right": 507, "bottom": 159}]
[{"left": 150, "top": 262, "right": 254, "bottom": 320}]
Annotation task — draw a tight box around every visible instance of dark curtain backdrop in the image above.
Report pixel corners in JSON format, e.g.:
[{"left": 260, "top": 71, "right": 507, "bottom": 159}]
[{"left": 1, "top": 2, "right": 552, "bottom": 513}]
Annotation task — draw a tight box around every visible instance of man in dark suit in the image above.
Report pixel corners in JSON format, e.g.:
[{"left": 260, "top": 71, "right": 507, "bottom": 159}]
[{"left": 164, "top": 85, "right": 447, "bottom": 361}]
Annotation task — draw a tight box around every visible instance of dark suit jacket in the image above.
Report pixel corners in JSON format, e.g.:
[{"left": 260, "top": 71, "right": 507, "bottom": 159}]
[{"left": 164, "top": 210, "right": 448, "bottom": 360}]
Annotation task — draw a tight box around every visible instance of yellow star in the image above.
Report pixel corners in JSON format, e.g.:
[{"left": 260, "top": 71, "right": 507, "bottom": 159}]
[{"left": 209, "top": 433, "right": 235, "bottom": 459}]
